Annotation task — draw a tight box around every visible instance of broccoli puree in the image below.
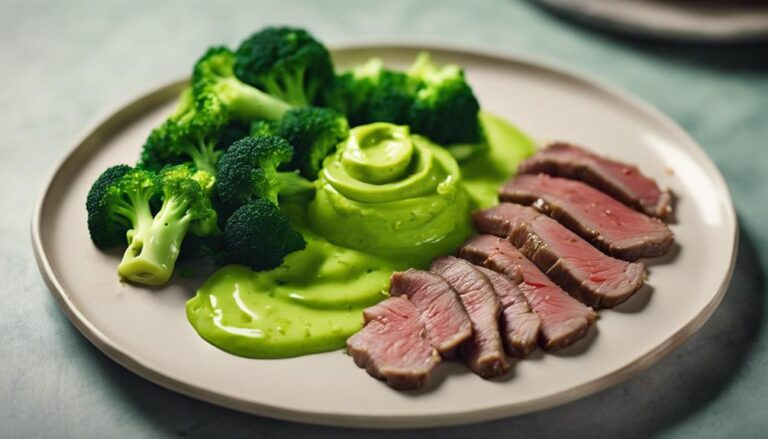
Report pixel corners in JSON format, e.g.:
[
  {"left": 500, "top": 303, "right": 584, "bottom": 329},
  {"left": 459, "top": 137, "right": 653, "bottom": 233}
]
[{"left": 186, "top": 112, "right": 536, "bottom": 358}]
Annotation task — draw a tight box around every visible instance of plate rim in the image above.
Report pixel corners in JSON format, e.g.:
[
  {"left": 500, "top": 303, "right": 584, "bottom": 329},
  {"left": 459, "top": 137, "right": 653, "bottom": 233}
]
[{"left": 31, "top": 41, "right": 739, "bottom": 428}]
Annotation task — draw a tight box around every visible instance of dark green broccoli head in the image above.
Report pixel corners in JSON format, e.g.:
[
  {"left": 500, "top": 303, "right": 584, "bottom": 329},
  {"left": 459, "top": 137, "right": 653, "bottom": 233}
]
[
  {"left": 216, "top": 136, "right": 294, "bottom": 209},
  {"left": 86, "top": 165, "right": 157, "bottom": 248},
  {"left": 192, "top": 46, "right": 292, "bottom": 123},
  {"left": 365, "top": 70, "right": 416, "bottom": 125},
  {"left": 406, "top": 53, "right": 481, "bottom": 144},
  {"left": 277, "top": 106, "right": 349, "bottom": 178},
  {"left": 234, "top": 27, "right": 334, "bottom": 107},
  {"left": 323, "top": 73, "right": 359, "bottom": 120},
  {"left": 323, "top": 58, "right": 386, "bottom": 125},
  {"left": 224, "top": 199, "right": 306, "bottom": 271},
  {"left": 330, "top": 52, "right": 482, "bottom": 145}
]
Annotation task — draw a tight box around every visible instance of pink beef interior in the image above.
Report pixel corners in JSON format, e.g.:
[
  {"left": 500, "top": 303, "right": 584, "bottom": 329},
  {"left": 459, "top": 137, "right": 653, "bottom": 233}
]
[
  {"left": 390, "top": 269, "right": 472, "bottom": 357},
  {"left": 459, "top": 235, "right": 596, "bottom": 351},
  {"left": 501, "top": 174, "right": 674, "bottom": 260},
  {"left": 518, "top": 142, "right": 672, "bottom": 219},
  {"left": 430, "top": 256, "right": 510, "bottom": 378},
  {"left": 347, "top": 296, "right": 439, "bottom": 390}
]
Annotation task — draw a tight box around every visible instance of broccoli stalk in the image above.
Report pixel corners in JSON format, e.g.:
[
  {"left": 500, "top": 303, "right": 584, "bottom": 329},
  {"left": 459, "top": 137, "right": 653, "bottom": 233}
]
[
  {"left": 276, "top": 171, "right": 316, "bottom": 199},
  {"left": 216, "top": 135, "right": 314, "bottom": 209},
  {"left": 117, "top": 165, "right": 219, "bottom": 285},
  {"left": 234, "top": 27, "right": 334, "bottom": 107},
  {"left": 193, "top": 46, "right": 293, "bottom": 123}
]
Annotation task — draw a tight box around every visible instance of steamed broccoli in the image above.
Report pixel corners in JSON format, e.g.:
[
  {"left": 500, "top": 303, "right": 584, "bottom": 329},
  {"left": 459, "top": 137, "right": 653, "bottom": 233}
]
[
  {"left": 86, "top": 165, "right": 157, "bottom": 250},
  {"left": 365, "top": 70, "right": 417, "bottom": 125},
  {"left": 276, "top": 107, "right": 349, "bottom": 178},
  {"left": 193, "top": 46, "right": 293, "bottom": 123},
  {"left": 117, "top": 165, "right": 220, "bottom": 285},
  {"left": 328, "top": 53, "right": 482, "bottom": 145},
  {"left": 216, "top": 135, "right": 314, "bottom": 210},
  {"left": 234, "top": 27, "right": 334, "bottom": 107},
  {"left": 224, "top": 199, "right": 306, "bottom": 271},
  {"left": 140, "top": 47, "right": 295, "bottom": 174},
  {"left": 324, "top": 58, "right": 417, "bottom": 127},
  {"left": 324, "top": 58, "right": 387, "bottom": 124},
  {"left": 138, "top": 88, "right": 228, "bottom": 174},
  {"left": 406, "top": 52, "right": 481, "bottom": 145}
]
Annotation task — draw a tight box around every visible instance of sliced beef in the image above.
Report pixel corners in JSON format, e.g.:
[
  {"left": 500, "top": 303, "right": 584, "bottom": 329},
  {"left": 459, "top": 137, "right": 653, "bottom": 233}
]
[
  {"left": 430, "top": 256, "right": 510, "bottom": 378},
  {"left": 500, "top": 174, "right": 674, "bottom": 260},
  {"left": 518, "top": 142, "right": 673, "bottom": 220},
  {"left": 346, "top": 296, "right": 440, "bottom": 390},
  {"left": 460, "top": 234, "right": 596, "bottom": 351},
  {"left": 390, "top": 269, "right": 472, "bottom": 357},
  {"left": 474, "top": 203, "right": 646, "bottom": 308},
  {"left": 474, "top": 265, "right": 541, "bottom": 357}
]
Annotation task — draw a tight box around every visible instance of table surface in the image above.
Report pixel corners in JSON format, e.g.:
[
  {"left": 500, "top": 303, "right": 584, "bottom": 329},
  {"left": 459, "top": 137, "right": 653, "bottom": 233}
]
[{"left": 4, "top": 0, "right": 767, "bottom": 437}]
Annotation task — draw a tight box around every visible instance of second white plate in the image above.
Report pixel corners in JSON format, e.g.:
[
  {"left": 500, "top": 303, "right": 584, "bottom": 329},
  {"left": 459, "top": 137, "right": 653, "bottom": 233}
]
[
  {"left": 536, "top": 0, "right": 768, "bottom": 42},
  {"left": 32, "top": 43, "right": 737, "bottom": 428}
]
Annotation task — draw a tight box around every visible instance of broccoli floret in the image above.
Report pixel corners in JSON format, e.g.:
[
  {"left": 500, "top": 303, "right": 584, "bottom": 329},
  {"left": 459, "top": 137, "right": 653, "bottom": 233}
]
[
  {"left": 325, "top": 58, "right": 415, "bottom": 126},
  {"left": 330, "top": 53, "right": 482, "bottom": 145},
  {"left": 406, "top": 52, "right": 481, "bottom": 145},
  {"left": 86, "top": 165, "right": 157, "bottom": 249},
  {"left": 138, "top": 91, "right": 228, "bottom": 174},
  {"left": 117, "top": 165, "right": 219, "bottom": 285},
  {"left": 216, "top": 135, "right": 314, "bottom": 210},
  {"left": 139, "top": 46, "right": 297, "bottom": 174},
  {"left": 323, "top": 73, "right": 360, "bottom": 120},
  {"left": 224, "top": 199, "right": 306, "bottom": 271},
  {"left": 249, "top": 120, "right": 277, "bottom": 137},
  {"left": 365, "top": 70, "right": 417, "bottom": 125},
  {"left": 193, "top": 46, "right": 292, "bottom": 123},
  {"left": 276, "top": 107, "right": 349, "bottom": 178},
  {"left": 234, "top": 27, "right": 334, "bottom": 107},
  {"left": 324, "top": 58, "right": 386, "bottom": 125}
]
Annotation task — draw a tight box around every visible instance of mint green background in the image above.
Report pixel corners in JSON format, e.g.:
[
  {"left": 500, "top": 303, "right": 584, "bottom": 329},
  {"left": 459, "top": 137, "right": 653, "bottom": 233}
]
[{"left": 4, "top": 1, "right": 767, "bottom": 437}]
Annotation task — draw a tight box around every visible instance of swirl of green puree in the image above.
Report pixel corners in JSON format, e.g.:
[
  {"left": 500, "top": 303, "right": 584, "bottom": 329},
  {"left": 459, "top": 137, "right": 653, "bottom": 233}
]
[
  {"left": 186, "top": 116, "right": 534, "bottom": 360},
  {"left": 309, "top": 122, "right": 471, "bottom": 256}
]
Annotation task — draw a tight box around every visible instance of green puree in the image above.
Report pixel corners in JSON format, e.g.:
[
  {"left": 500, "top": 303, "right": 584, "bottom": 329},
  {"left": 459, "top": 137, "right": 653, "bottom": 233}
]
[{"left": 186, "top": 112, "right": 536, "bottom": 358}]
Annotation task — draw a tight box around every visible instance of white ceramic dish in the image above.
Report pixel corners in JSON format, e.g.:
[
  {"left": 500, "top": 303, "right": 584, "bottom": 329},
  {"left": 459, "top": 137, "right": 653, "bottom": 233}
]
[
  {"left": 536, "top": 0, "right": 768, "bottom": 43},
  {"left": 32, "top": 44, "right": 737, "bottom": 428}
]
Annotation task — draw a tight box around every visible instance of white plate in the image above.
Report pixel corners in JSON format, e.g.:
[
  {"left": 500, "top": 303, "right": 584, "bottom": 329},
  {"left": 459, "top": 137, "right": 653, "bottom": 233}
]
[
  {"left": 536, "top": 0, "right": 768, "bottom": 43},
  {"left": 32, "top": 44, "right": 737, "bottom": 428}
]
